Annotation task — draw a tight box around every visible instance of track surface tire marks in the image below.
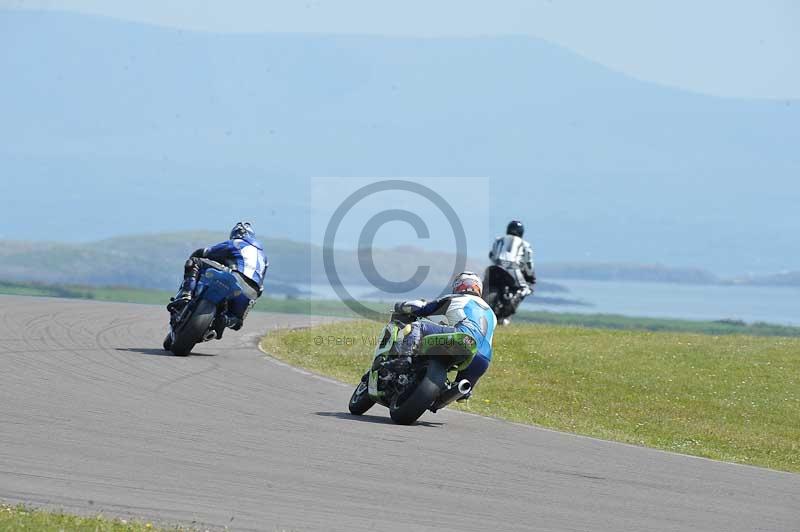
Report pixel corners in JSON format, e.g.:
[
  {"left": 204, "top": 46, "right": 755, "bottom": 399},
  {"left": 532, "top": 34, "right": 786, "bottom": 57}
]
[{"left": 0, "top": 296, "right": 797, "bottom": 531}]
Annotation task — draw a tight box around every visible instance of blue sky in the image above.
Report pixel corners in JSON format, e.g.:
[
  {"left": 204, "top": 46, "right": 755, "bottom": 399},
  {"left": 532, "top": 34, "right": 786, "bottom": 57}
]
[{"left": 3, "top": 0, "right": 798, "bottom": 99}]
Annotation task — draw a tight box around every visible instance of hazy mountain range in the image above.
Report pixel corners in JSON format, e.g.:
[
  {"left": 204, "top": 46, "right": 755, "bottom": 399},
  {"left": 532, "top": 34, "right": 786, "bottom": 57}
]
[
  {"left": 0, "top": 231, "right": 511, "bottom": 293},
  {"left": 1, "top": 10, "right": 798, "bottom": 275},
  {"left": 0, "top": 232, "right": 795, "bottom": 296}
]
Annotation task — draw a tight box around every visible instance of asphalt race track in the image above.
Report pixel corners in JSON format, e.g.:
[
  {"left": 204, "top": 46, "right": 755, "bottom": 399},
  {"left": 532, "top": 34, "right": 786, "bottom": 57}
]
[{"left": 1, "top": 296, "right": 798, "bottom": 531}]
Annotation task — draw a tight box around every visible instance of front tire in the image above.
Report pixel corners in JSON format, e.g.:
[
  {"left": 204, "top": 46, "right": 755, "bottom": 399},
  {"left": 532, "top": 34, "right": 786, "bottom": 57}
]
[
  {"left": 348, "top": 374, "right": 375, "bottom": 415},
  {"left": 389, "top": 359, "right": 447, "bottom": 425},
  {"left": 170, "top": 299, "right": 216, "bottom": 356},
  {"left": 484, "top": 289, "right": 498, "bottom": 308},
  {"left": 484, "top": 289, "right": 503, "bottom": 316},
  {"left": 162, "top": 333, "right": 173, "bottom": 351}
]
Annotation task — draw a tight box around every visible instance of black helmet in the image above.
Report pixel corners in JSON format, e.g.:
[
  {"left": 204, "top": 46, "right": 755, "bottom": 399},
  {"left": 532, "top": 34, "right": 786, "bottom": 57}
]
[
  {"left": 506, "top": 220, "right": 524, "bottom": 237},
  {"left": 230, "top": 221, "right": 256, "bottom": 241}
]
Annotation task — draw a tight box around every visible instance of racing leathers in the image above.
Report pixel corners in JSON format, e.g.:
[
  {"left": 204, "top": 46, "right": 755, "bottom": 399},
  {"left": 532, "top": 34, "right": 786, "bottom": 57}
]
[
  {"left": 169, "top": 237, "right": 269, "bottom": 329},
  {"left": 395, "top": 293, "right": 497, "bottom": 388},
  {"left": 489, "top": 234, "right": 536, "bottom": 296}
]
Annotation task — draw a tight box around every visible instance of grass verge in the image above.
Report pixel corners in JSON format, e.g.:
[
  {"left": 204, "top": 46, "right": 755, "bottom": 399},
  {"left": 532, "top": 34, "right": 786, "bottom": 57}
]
[
  {"left": 0, "top": 503, "right": 186, "bottom": 531},
  {"left": 0, "top": 280, "right": 383, "bottom": 318},
  {"left": 261, "top": 320, "right": 800, "bottom": 472}
]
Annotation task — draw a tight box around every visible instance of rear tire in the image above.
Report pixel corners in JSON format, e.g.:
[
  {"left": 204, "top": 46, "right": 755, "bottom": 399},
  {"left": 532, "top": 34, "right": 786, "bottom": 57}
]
[
  {"left": 348, "top": 374, "right": 375, "bottom": 415},
  {"left": 170, "top": 299, "right": 216, "bottom": 356},
  {"left": 389, "top": 359, "right": 447, "bottom": 425}
]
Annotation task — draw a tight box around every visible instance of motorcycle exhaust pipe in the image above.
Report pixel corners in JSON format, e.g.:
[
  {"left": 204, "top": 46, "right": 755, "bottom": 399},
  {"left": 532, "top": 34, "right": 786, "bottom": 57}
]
[
  {"left": 430, "top": 379, "right": 472, "bottom": 412},
  {"left": 456, "top": 379, "right": 472, "bottom": 395}
]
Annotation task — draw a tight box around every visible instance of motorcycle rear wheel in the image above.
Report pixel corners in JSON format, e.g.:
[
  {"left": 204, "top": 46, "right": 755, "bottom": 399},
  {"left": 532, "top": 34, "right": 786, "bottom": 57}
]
[
  {"left": 389, "top": 359, "right": 447, "bottom": 425},
  {"left": 170, "top": 299, "right": 216, "bottom": 356}
]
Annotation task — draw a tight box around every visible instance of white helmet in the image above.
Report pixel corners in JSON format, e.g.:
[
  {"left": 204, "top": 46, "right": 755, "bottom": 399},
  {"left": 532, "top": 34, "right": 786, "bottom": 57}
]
[{"left": 452, "top": 271, "right": 483, "bottom": 297}]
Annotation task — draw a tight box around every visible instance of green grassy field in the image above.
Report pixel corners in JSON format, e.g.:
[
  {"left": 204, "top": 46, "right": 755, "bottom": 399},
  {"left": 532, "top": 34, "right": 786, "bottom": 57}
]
[
  {"left": 0, "top": 281, "right": 173, "bottom": 304},
  {"left": 0, "top": 503, "right": 184, "bottom": 532},
  {"left": 511, "top": 310, "right": 800, "bottom": 337},
  {"left": 261, "top": 320, "right": 800, "bottom": 472}
]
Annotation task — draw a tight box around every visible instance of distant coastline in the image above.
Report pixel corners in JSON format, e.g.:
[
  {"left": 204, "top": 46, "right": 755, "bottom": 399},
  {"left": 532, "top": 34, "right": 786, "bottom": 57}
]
[
  {"left": 541, "top": 262, "right": 800, "bottom": 288},
  {"left": 0, "top": 232, "right": 797, "bottom": 293}
]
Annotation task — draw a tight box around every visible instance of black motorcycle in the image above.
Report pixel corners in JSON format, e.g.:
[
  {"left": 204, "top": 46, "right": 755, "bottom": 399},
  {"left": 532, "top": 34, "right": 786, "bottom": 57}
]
[
  {"left": 348, "top": 312, "right": 477, "bottom": 425},
  {"left": 482, "top": 265, "right": 529, "bottom": 323}
]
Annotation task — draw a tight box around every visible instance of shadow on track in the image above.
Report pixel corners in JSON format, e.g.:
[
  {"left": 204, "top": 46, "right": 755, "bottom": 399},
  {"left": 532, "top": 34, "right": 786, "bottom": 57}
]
[
  {"left": 115, "top": 347, "right": 217, "bottom": 357},
  {"left": 314, "top": 411, "right": 445, "bottom": 427}
]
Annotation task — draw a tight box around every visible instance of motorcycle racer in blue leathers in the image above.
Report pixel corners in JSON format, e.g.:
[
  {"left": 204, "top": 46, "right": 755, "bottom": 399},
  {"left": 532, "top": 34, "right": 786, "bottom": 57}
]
[
  {"left": 167, "top": 222, "right": 268, "bottom": 330},
  {"left": 394, "top": 272, "right": 497, "bottom": 399}
]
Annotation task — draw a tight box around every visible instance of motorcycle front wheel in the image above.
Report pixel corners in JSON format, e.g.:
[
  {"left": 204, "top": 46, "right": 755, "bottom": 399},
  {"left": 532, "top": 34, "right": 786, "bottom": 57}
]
[
  {"left": 484, "top": 289, "right": 505, "bottom": 316},
  {"left": 348, "top": 373, "right": 375, "bottom": 415}
]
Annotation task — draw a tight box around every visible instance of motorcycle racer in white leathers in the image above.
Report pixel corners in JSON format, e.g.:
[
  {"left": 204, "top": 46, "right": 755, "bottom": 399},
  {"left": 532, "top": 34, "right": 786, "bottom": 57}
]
[{"left": 489, "top": 220, "right": 536, "bottom": 297}]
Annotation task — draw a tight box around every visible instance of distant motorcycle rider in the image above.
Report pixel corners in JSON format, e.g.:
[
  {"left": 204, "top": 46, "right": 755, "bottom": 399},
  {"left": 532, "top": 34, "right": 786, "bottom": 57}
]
[
  {"left": 167, "top": 222, "right": 268, "bottom": 330},
  {"left": 394, "top": 272, "right": 497, "bottom": 398},
  {"left": 490, "top": 220, "right": 536, "bottom": 298}
]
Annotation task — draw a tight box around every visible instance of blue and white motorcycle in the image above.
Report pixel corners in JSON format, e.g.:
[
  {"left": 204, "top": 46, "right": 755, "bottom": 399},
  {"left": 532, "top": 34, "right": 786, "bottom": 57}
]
[{"left": 163, "top": 264, "right": 254, "bottom": 356}]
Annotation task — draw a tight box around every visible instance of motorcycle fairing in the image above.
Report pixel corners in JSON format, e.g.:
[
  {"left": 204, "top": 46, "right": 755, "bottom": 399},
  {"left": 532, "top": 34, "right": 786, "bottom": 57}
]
[
  {"left": 420, "top": 332, "right": 477, "bottom": 373},
  {"left": 197, "top": 268, "right": 244, "bottom": 305}
]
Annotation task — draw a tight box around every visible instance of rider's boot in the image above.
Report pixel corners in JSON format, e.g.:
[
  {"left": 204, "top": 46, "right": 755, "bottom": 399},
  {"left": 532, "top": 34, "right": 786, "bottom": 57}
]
[
  {"left": 224, "top": 313, "right": 244, "bottom": 331},
  {"left": 211, "top": 313, "right": 244, "bottom": 341},
  {"left": 167, "top": 277, "right": 197, "bottom": 312},
  {"left": 166, "top": 287, "right": 192, "bottom": 313},
  {"left": 167, "top": 258, "right": 201, "bottom": 312}
]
